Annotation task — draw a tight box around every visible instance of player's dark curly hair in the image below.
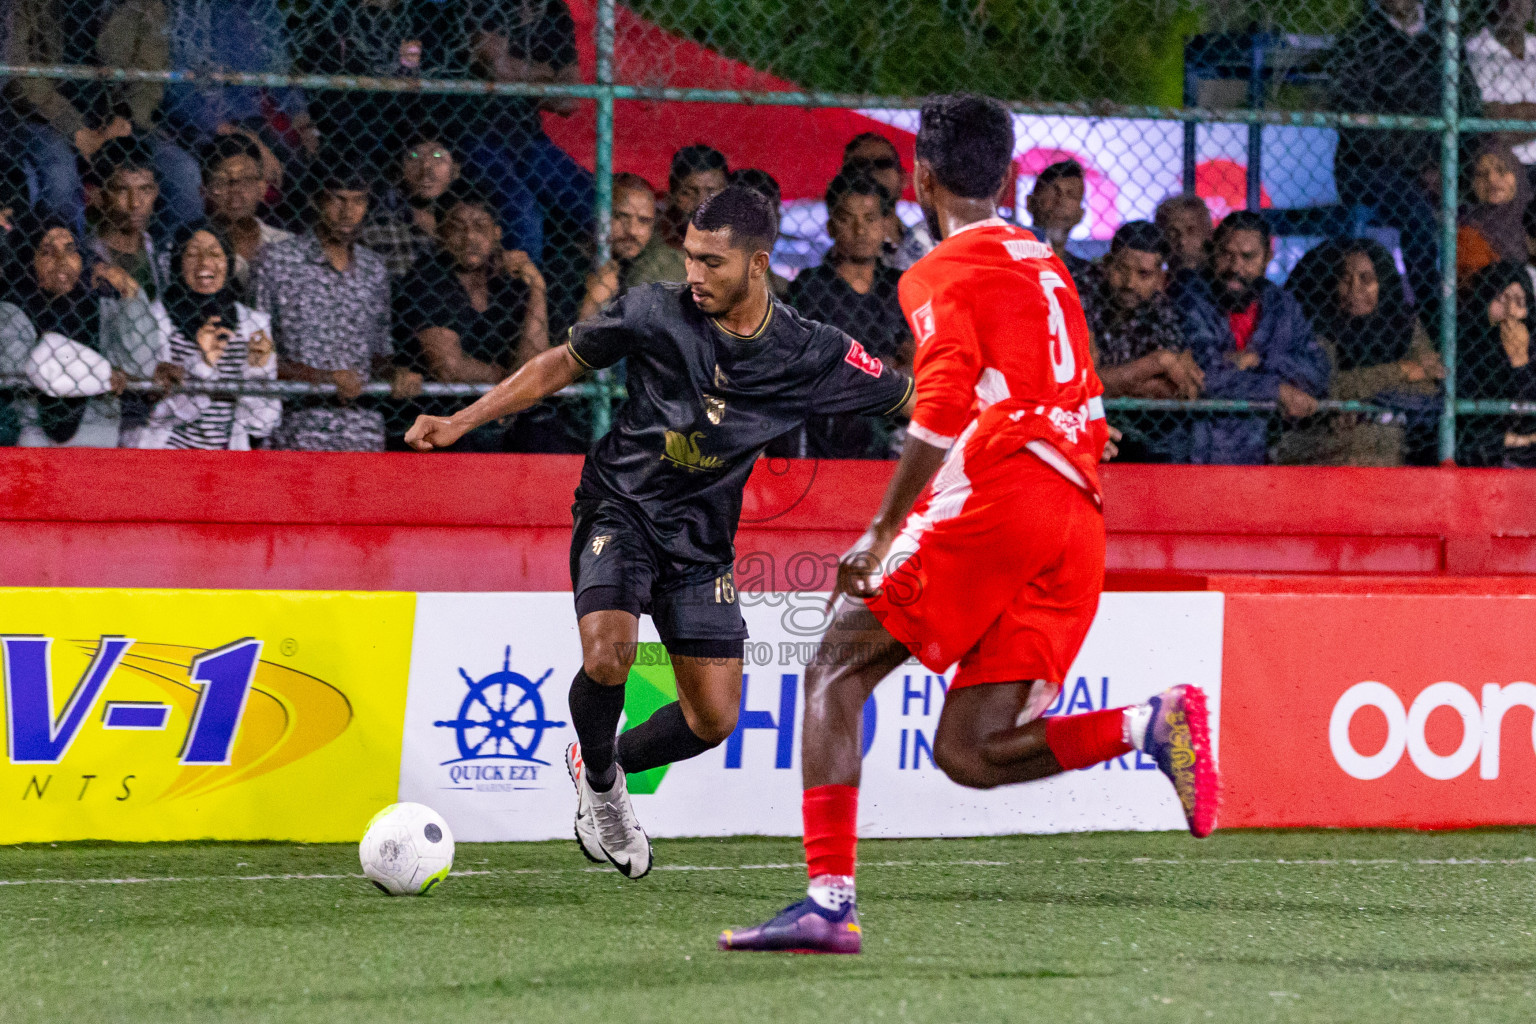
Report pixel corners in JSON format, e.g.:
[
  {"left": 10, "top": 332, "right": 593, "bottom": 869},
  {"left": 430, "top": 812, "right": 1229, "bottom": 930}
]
[
  {"left": 692, "top": 185, "right": 778, "bottom": 254},
  {"left": 914, "top": 94, "right": 1015, "bottom": 200}
]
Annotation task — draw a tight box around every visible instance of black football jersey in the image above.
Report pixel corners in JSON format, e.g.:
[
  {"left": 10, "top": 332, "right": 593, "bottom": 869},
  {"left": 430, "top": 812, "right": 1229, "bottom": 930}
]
[{"left": 567, "top": 282, "right": 913, "bottom": 566}]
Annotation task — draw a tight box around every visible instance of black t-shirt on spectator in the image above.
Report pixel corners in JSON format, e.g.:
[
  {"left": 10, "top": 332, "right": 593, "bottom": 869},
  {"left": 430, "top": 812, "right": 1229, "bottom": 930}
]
[
  {"left": 397, "top": 251, "right": 531, "bottom": 372},
  {"left": 785, "top": 261, "right": 909, "bottom": 362},
  {"left": 781, "top": 261, "right": 911, "bottom": 460}
]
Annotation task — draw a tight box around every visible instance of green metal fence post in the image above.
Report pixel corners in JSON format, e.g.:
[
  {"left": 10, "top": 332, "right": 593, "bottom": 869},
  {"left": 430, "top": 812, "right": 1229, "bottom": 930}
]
[
  {"left": 1439, "top": 0, "right": 1462, "bottom": 464},
  {"left": 590, "top": 0, "right": 617, "bottom": 441}
]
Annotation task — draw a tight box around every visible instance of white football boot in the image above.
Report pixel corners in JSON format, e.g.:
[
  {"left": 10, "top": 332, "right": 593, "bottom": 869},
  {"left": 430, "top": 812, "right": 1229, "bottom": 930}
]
[
  {"left": 565, "top": 742, "right": 606, "bottom": 864},
  {"left": 587, "top": 761, "right": 653, "bottom": 879}
]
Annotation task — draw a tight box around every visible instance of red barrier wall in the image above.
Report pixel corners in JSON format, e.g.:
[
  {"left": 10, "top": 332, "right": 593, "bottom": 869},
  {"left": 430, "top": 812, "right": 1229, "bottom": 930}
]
[{"left": 3, "top": 450, "right": 1536, "bottom": 589}]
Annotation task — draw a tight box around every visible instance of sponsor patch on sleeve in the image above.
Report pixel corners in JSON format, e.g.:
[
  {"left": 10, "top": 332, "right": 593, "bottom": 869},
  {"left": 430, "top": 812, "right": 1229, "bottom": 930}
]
[
  {"left": 909, "top": 299, "right": 936, "bottom": 346},
  {"left": 844, "top": 339, "right": 884, "bottom": 377}
]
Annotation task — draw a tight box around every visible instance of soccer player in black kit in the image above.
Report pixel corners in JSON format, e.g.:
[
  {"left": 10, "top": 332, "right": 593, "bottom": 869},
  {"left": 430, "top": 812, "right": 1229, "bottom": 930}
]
[{"left": 406, "top": 186, "right": 914, "bottom": 877}]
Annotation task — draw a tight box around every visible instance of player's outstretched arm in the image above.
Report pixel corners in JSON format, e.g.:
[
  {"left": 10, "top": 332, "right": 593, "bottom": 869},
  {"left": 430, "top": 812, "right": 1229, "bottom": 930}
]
[
  {"left": 405, "top": 344, "right": 585, "bottom": 451},
  {"left": 830, "top": 436, "right": 948, "bottom": 606}
]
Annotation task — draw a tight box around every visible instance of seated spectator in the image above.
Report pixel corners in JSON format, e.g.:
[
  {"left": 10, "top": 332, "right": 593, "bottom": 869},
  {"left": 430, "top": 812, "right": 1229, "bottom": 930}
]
[
  {"left": 1458, "top": 139, "right": 1531, "bottom": 287},
  {"left": 200, "top": 135, "right": 292, "bottom": 297},
  {"left": 1155, "top": 194, "right": 1214, "bottom": 276},
  {"left": 729, "top": 168, "right": 790, "bottom": 298},
  {"left": 5, "top": 0, "right": 203, "bottom": 236},
  {"left": 628, "top": 145, "right": 728, "bottom": 287},
  {"left": 1466, "top": 0, "right": 1536, "bottom": 162},
  {"left": 132, "top": 224, "right": 279, "bottom": 449},
  {"left": 1278, "top": 239, "right": 1443, "bottom": 465},
  {"left": 1458, "top": 260, "right": 1536, "bottom": 466},
  {"left": 256, "top": 165, "right": 421, "bottom": 452},
  {"left": 1026, "top": 159, "right": 1090, "bottom": 282},
  {"left": 1081, "top": 221, "right": 1202, "bottom": 462},
  {"left": 842, "top": 131, "right": 934, "bottom": 269},
  {"left": 84, "top": 138, "right": 169, "bottom": 299},
  {"left": 1083, "top": 221, "right": 1201, "bottom": 400},
  {"left": 1170, "top": 210, "right": 1330, "bottom": 464},
  {"left": 396, "top": 187, "right": 549, "bottom": 451},
  {"left": 1328, "top": 0, "right": 1482, "bottom": 314},
  {"left": 774, "top": 168, "right": 911, "bottom": 460},
  {"left": 359, "top": 134, "right": 460, "bottom": 279},
  {"left": 577, "top": 173, "right": 655, "bottom": 322},
  {"left": 0, "top": 215, "right": 161, "bottom": 447}
]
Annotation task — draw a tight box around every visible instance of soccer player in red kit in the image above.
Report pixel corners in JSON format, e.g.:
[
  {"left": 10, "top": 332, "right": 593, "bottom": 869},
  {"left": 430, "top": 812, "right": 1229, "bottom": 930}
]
[{"left": 719, "top": 94, "right": 1219, "bottom": 955}]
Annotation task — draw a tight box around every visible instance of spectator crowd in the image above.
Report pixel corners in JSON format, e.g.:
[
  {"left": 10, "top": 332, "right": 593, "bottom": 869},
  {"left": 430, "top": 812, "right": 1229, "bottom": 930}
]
[{"left": 0, "top": 0, "right": 1532, "bottom": 465}]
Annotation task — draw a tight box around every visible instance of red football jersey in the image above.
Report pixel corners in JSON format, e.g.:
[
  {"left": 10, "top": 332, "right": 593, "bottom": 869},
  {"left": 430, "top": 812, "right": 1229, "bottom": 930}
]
[{"left": 898, "top": 218, "right": 1108, "bottom": 505}]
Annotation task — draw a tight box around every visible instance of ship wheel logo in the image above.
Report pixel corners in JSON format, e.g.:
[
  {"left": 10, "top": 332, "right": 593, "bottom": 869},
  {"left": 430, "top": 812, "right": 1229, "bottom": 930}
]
[{"left": 433, "top": 647, "right": 567, "bottom": 765}]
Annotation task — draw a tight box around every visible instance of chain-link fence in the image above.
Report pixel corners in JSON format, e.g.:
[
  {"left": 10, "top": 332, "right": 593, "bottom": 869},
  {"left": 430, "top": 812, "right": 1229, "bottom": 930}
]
[{"left": 0, "top": 0, "right": 1532, "bottom": 464}]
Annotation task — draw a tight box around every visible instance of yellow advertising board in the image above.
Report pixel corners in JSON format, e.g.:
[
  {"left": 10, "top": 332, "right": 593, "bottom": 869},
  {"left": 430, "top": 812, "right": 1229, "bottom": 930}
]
[{"left": 0, "top": 588, "right": 414, "bottom": 842}]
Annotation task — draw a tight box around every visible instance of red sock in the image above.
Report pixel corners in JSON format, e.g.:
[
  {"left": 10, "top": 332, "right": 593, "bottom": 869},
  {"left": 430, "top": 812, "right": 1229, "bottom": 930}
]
[
  {"left": 802, "top": 784, "right": 858, "bottom": 878},
  {"left": 1045, "top": 707, "right": 1133, "bottom": 770}
]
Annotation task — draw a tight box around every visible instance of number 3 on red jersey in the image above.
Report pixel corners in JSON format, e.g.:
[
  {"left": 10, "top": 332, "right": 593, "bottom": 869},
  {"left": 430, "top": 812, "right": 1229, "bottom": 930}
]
[{"left": 1038, "top": 269, "right": 1075, "bottom": 384}]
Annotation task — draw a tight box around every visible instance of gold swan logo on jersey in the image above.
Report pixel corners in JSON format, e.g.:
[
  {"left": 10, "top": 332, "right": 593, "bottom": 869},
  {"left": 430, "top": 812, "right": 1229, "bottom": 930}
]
[
  {"left": 662, "top": 430, "right": 724, "bottom": 471},
  {"left": 703, "top": 394, "right": 726, "bottom": 425}
]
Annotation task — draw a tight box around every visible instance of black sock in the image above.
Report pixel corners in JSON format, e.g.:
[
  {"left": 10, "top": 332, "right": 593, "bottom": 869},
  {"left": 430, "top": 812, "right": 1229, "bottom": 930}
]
[
  {"left": 615, "top": 701, "right": 717, "bottom": 774},
  {"left": 569, "top": 668, "right": 625, "bottom": 791}
]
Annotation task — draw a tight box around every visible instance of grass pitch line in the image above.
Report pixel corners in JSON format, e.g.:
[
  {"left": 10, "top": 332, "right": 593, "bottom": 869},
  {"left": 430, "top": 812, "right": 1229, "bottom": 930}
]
[{"left": 4, "top": 855, "right": 1536, "bottom": 888}]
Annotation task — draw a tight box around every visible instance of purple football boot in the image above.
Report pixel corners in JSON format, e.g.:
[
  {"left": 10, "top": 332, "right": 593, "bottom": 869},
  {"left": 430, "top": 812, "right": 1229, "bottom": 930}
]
[{"left": 718, "top": 898, "right": 862, "bottom": 954}]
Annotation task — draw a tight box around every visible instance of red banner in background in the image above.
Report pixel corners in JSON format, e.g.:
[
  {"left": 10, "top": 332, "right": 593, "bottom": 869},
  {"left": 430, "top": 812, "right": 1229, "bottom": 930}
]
[{"left": 1220, "top": 594, "right": 1536, "bottom": 829}]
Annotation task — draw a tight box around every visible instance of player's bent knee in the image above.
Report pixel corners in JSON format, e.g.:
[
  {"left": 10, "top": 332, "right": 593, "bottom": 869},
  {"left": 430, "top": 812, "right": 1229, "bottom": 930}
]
[
  {"left": 933, "top": 739, "right": 1000, "bottom": 790},
  {"left": 683, "top": 703, "right": 738, "bottom": 746},
  {"left": 581, "top": 643, "right": 635, "bottom": 688}
]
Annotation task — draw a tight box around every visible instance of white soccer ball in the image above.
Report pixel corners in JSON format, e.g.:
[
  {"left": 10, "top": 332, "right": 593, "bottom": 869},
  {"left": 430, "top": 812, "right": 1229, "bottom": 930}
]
[{"left": 359, "top": 802, "right": 455, "bottom": 896}]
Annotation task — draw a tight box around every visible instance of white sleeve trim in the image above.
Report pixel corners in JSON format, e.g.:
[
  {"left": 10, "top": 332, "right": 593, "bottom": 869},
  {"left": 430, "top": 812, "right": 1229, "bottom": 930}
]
[
  {"left": 1087, "top": 396, "right": 1105, "bottom": 420},
  {"left": 907, "top": 421, "right": 957, "bottom": 449}
]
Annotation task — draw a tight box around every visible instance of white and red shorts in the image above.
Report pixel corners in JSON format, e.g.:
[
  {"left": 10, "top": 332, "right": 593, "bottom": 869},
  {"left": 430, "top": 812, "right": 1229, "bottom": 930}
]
[{"left": 865, "top": 445, "right": 1105, "bottom": 690}]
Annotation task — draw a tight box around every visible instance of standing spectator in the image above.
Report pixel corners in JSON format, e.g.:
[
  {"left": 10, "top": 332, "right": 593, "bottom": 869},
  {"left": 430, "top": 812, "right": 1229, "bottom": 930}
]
[
  {"left": 1155, "top": 194, "right": 1215, "bottom": 276},
  {"left": 1524, "top": 200, "right": 1536, "bottom": 296},
  {"left": 255, "top": 165, "right": 421, "bottom": 452},
  {"left": 577, "top": 173, "right": 655, "bottom": 321},
  {"left": 0, "top": 215, "right": 160, "bottom": 447},
  {"left": 296, "top": 0, "right": 461, "bottom": 179},
  {"left": 1171, "top": 210, "right": 1330, "bottom": 464},
  {"left": 200, "top": 134, "right": 291, "bottom": 296},
  {"left": 1328, "top": 0, "right": 1483, "bottom": 313},
  {"left": 729, "top": 168, "right": 790, "bottom": 298},
  {"left": 1081, "top": 221, "right": 1203, "bottom": 462},
  {"left": 84, "top": 137, "right": 169, "bottom": 299},
  {"left": 5, "top": 0, "right": 204, "bottom": 235},
  {"left": 459, "top": 0, "right": 592, "bottom": 269},
  {"left": 132, "top": 223, "right": 280, "bottom": 449},
  {"left": 1025, "top": 159, "right": 1089, "bottom": 281},
  {"left": 164, "top": 0, "right": 316, "bottom": 193},
  {"left": 842, "top": 131, "right": 934, "bottom": 269},
  {"left": 1280, "top": 239, "right": 1443, "bottom": 465},
  {"left": 358, "top": 134, "right": 461, "bottom": 279},
  {"left": 628, "top": 144, "right": 728, "bottom": 287},
  {"left": 1458, "top": 139, "right": 1532, "bottom": 286},
  {"left": 775, "top": 168, "right": 911, "bottom": 460},
  {"left": 396, "top": 187, "right": 548, "bottom": 451},
  {"left": 1466, "top": 0, "right": 1536, "bottom": 162}
]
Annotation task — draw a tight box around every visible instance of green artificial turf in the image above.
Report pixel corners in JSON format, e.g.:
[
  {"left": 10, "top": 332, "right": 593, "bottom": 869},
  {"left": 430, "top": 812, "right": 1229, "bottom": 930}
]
[{"left": 3, "top": 830, "right": 1536, "bottom": 1023}]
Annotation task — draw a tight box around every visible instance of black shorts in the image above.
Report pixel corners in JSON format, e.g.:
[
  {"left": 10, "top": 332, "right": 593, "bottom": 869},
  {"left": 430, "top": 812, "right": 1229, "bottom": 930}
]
[{"left": 570, "top": 498, "right": 748, "bottom": 657}]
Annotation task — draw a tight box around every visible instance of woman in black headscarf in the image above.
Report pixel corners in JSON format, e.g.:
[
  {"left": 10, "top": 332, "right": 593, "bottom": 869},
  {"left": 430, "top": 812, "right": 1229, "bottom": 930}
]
[
  {"left": 1279, "top": 239, "right": 1442, "bottom": 465},
  {"left": 0, "top": 214, "right": 152, "bottom": 446},
  {"left": 137, "top": 222, "right": 280, "bottom": 449},
  {"left": 1459, "top": 260, "right": 1536, "bottom": 467}
]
